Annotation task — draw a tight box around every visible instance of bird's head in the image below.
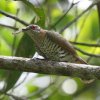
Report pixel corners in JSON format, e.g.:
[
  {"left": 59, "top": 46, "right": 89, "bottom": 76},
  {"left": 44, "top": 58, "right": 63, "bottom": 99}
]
[
  {"left": 23, "top": 24, "right": 41, "bottom": 33},
  {"left": 21, "top": 24, "right": 43, "bottom": 42}
]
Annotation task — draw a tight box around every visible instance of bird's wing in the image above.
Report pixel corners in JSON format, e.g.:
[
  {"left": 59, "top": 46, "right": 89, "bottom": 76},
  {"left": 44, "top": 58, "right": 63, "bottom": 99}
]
[
  {"left": 46, "top": 30, "right": 77, "bottom": 56},
  {"left": 46, "top": 30, "right": 87, "bottom": 64}
]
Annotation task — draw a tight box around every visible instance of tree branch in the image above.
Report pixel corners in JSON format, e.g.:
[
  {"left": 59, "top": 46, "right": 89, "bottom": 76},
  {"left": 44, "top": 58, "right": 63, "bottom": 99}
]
[
  {"left": 50, "top": 0, "right": 78, "bottom": 29},
  {"left": 0, "top": 56, "right": 100, "bottom": 80},
  {"left": 74, "top": 47, "right": 100, "bottom": 58},
  {"left": 60, "top": 2, "right": 97, "bottom": 33},
  {"left": 0, "top": 23, "right": 18, "bottom": 30},
  {"left": 0, "top": 10, "right": 29, "bottom": 26},
  {"left": 70, "top": 41, "right": 100, "bottom": 47}
]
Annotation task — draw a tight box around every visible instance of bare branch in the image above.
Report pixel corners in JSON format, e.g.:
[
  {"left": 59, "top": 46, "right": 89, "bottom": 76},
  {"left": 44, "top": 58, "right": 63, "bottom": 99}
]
[
  {"left": 0, "top": 91, "right": 24, "bottom": 100},
  {"left": 0, "top": 56, "right": 100, "bottom": 81},
  {"left": 50, "top": 1, "right": 79, "bottom": 29},
  {"left": 75, "top": 47, "right": 100, "bottom": 57},
  {"left": 60, "top": 2, "right": 97, "bottom": 33},
  {"left": 5, "top": 93, "right": 25, "bottom": 100},
  {"left": 0, "top": 23, "right": 18, "bottom": 30},
  {"left": 13, "top": 73, "right": 29, "bottom": 89},
  {"left": 70, "top": 41, "right": 100, "bottom": 47},
  {"left": 0, "top": 10, "right": 29, "bottom": 26}
]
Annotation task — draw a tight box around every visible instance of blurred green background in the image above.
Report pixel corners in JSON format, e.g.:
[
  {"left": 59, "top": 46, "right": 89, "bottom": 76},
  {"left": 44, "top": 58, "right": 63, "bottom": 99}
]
[{"left": 0, "top": 0, "right": 100, "bottom": 100}]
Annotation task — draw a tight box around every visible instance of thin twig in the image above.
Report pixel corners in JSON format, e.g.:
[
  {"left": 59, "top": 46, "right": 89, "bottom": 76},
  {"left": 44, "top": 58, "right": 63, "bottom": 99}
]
[
  {"left": 70, "top": 41, "right": 100, "bottom": 47},
  {"left": 0, "top": 23, "right": 18, "bottom": 30},
  {"left": 42, "top": 79, "right": 65, "bottom": 100},
  {"left": 0, "top": 10, "right": 29, "bottom": 26},
  {"left": 0, "top": 91, "right": 25, "bottom": 100},
  {"left": 12, "top": 9, "right": 20, "bottom": 56},
  {"left": 25, "top": 76, "right": 59, "bottom": 99},
  {"left": 5, "top": 93, "right": 25, "bottom": 100},
  {"left": 13, "top": 73, "right": 29, "bottom": 89},
  {"left": 73, "top": 81, "right": 95, "bottom": 97},
  {"left": 60, "top": 2, "right": 97, "bottom": 33},
  {"left": 25, "top": 79, "right": 55, "bottom": 99},
  {"left": 74, "top": 47, "right": 100, "bottom": 57},
  {"left": 74, "top": 11, "right": 91, "bottom": 41},
  {"left": 74, "top": 4, "right": 78, "bottom": 41},
  {"left": 50, "top": 1, "right": 79, "bottom": 29}
]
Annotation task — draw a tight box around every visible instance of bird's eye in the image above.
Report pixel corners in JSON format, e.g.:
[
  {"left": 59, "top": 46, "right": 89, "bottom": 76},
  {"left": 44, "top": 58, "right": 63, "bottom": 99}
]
[{"left": 31, "top": 25, "right": 36, "bottom": 30}]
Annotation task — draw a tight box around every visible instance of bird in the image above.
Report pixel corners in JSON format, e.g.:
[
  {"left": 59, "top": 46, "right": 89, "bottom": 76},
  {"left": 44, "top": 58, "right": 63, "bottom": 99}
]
[{"left": 14, "top": 24, "right": 87, "bottom": 64}]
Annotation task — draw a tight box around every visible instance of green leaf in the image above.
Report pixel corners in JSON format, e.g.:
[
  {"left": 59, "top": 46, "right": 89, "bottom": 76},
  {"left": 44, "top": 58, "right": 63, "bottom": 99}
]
[
  {"left": 78, "top": 10, "right": 100, "bottom": 42},
  {"left": 0, "top": 70, "right": 7, "bottom": 80},
  {"left": 0, "top": 0, "right": 17, "bottom": 16},
  {"left": 21, "top": 0, "right": 45, "bottom": 28},
  {"left": 4, "top": 71, "right": 21, "bottom": 92},
  {"left": 4, "top": 33, "right": 36, "bottom": 92},
  {"left": 96, "top": 3, "right": 100, "bottom": 29}
]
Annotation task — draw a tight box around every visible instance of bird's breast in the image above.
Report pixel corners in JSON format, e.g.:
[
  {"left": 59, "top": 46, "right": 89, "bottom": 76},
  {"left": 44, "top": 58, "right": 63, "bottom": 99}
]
[{"left": 37, "top": 35, "right": 76, "bottom": 62}]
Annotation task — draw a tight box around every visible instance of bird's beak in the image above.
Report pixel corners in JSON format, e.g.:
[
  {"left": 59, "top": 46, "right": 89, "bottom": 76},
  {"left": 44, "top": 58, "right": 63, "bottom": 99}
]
[
  {"left": 13, "top": 26, "right": 30, "bottom": 34},
  {"left": 22, "top": 26, "right": 30, "bottom": 31}
]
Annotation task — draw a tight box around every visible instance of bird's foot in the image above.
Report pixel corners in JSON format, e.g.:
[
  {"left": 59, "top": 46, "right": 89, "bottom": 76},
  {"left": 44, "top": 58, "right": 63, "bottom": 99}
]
[{"left": 31, "top": 57, "right": 45, "bottom": 61}]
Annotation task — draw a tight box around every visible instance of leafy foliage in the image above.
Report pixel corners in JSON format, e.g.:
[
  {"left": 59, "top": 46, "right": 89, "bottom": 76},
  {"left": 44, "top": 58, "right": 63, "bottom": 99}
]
[{"left": 0, "top": 0, "right": 100, "bottom": 100}]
